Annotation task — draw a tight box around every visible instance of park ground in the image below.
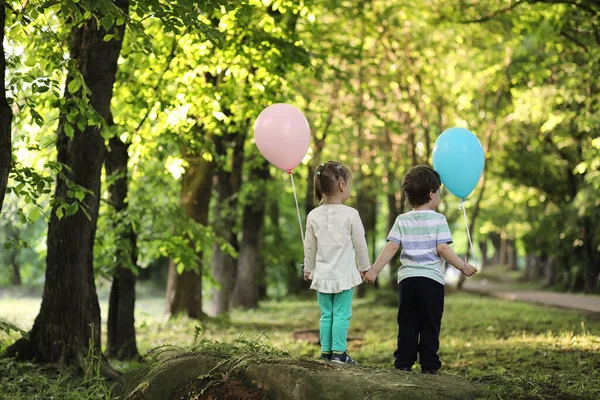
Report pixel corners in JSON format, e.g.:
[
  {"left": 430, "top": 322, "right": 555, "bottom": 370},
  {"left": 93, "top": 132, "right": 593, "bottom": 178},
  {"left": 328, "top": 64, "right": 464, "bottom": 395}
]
[{"left": 1, "top": 270, "right": 599, "bottom": 399}]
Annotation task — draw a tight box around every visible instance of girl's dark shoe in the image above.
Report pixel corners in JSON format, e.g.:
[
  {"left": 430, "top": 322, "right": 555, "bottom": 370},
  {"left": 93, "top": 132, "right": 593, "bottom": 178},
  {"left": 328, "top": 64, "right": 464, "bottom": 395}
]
[{"left": 331, "top": 351, "right": 358, "bottom": 365}]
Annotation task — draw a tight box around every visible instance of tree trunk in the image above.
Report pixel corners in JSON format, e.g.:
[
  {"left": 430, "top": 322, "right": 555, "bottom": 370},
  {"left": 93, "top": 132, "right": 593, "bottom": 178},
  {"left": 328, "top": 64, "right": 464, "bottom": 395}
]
[
  {"left": 105, "top": 137, "right": 139, "bottom": 361},
  {"left": 11, "top": 262, "right": 21, "bottom": 286},
  {"left": 166, "top": 260, "right": 204, "bottom": 318},
  {"left": 489, "top": 232, "right": 501, "bottom": 265},
  {"left": 511, "top": 240, "right": 518, "bottom": 270},
  {"left": 231, "top": 159, "right": 270, "bottom": 309},
  {"left": 210, "top": 244, "right": 237, "bottom": 315},
  {"left": 0, "top": 3, "right": 13, "bottom": 213},
  {"left": 543, "top": 257, "right": 556, "bottom": 286},
  {"left": 499, "top": 236, "right": 508, "bottom": 266},
  {"left": 6, "top": 2, "right": 128, "bottom": 374},
  {"left": 570, "top": 258, "right": 585, "bottom": 292},
  {"left": 272, "top": 196, "right": 302, "bottom": 296},
  {"left": 165, "top": 147, "right": 214, "bottom": 319},
  {"left": 10, "top": 251, "right": 21, "bottom": 286},
  {"left": 387, "top": 191, "right": 401, "bottom": 293},
  {"left": 478, "top": 240, "right": 488, "bottom": 268},
  {"left": 355, "top": 185, "right": 377, "bottom": 298},
  {"left": 507, "top": 239, "right": 518, "bottom": 270},
  {"left": 525, "top": 254, "right": 537, "bottom": 280},
  {"left": 211, "top": 131, "right": 245, "bottom": 316},
  {"left": 582, "top": 217, "right": 599, "bottom": 293},
  {"left": 107, "top": 266, "right": 137, "bottom": 359},
  {"left": 306, "top": 164, "right": 316, "bottom": 216},
  {"left": 257, "top": 259, "right": 267, "bottom": 300}
]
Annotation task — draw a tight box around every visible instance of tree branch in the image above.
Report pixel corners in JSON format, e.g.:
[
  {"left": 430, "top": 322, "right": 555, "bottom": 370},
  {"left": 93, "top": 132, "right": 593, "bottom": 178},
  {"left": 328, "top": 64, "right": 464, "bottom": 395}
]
[
  {"left": 561, "top": 29, "right": 589, "bottom": 52},
  {"left": 544, "top": 134, "right": 578, "bottom": 197},
  {"left": 464, "top": 0, "right": 600, "bottom": 24},
  {"left": 317, "top": 78, "right": 342, "bottom": 151},
  {"left": 130, "top": 35, "right": 180, "bottom": 140},
  {"left": 462, "top": 1, "right": 525, "bottom": 23}
]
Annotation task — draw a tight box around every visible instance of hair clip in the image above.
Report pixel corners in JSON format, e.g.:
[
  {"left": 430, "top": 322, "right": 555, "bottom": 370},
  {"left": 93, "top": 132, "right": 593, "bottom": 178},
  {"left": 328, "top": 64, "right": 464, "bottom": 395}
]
[
  {"left": 316, "top": 171, "right": 321, "bottom": 175},
  {"left": 320, "top": 163, "right": 325, "bottom": 167},
  {"left": 336, "top": 164, "right": 342, "bottom": 169}
]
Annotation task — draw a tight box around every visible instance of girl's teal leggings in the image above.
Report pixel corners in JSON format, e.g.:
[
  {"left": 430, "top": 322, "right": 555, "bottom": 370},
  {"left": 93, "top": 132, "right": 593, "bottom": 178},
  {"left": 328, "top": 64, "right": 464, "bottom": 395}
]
[{"left": 317, "top": 289, "right": 354, "bottom": 353}]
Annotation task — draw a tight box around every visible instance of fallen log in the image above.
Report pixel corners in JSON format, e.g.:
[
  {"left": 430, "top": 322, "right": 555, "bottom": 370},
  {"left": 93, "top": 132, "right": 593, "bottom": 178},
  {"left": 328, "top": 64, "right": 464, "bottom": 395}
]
[{"left": 112, "top": 351, "right": 485, "bottom": 400}]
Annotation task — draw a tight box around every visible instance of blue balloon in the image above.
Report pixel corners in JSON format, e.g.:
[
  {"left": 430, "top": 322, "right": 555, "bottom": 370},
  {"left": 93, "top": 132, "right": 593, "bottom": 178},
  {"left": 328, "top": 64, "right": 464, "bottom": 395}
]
[{"left": 432, "top": 127, "right": 485, "bottom": 199}]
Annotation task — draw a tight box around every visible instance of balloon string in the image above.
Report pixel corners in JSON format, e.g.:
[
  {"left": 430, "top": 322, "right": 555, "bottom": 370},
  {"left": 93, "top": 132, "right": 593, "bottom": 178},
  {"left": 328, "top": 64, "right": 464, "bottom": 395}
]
[
  {"left": 459, "top": 199, "right": 479, "bottom": 269},
  {"left": 288, "top": 171, "right": 305, "bottom": 245}
]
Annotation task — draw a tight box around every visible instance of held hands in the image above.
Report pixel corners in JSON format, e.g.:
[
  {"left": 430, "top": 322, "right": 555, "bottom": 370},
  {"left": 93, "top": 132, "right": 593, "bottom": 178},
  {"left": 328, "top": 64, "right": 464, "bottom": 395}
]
[
  {"left": 362, "top": 268, "right": 378, "bottom": 284},
  {"left": 461, "top": 263, "right": 478, "bottom": 277}
]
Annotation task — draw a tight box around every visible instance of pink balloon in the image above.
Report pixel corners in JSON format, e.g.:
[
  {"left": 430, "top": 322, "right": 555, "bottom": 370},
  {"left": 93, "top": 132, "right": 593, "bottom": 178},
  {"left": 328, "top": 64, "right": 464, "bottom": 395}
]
[{"left": 254, "top": 103, "right": 310, "bottom": 171}]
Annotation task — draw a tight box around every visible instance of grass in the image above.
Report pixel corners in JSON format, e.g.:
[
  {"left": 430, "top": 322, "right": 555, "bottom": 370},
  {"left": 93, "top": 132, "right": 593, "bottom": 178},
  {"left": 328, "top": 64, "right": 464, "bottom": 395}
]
[
  {"left": 0, "top": 358, "right": 110, "bottom": 400},
  {"left": 1, "top": 287, "right": 599, "bottom": 399}
]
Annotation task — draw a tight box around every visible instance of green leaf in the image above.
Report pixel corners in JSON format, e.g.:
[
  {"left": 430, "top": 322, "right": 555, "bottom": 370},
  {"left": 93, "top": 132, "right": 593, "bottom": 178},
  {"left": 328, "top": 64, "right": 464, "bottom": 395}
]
[
  {"left": 56, "top": 206, "right": 64, "bottom": 220},
  {"left": 66, "top": 202, "right": 79, "bottom": 217},
  {"left": 64, "top": 123, "right": 75, "bottom": 138},
  {"left": 67, "top": 78, "right": 81, "bottom": 93},
  {"left": 18, "top": 211, "right": 27, "bottom": 224},
  {"left": 35, "top": 85, "right": 50, "bottom": 93},
  {"left": 42, "top": 0, "right": 61, "bottom": 9},
  {"left": 101, "top": 125, "right": 112, "bottom": 140},
  {"left": 177, "top": 262, "right": 185, "bottom": 274},
  {"left": 75, "top": 189, "right": 85, "bottom": 201},
  {"left": 101, "top": 16, "right": 114, "bottom": 31},
  {"left": 30, "top": 207, "right": 41, "bottom": 222},
  {"left": 81, "top": 205, "right": 91, "bottom": 220},
  {"left": 30, "top": 109, "right": 44, "bottom": 125}
]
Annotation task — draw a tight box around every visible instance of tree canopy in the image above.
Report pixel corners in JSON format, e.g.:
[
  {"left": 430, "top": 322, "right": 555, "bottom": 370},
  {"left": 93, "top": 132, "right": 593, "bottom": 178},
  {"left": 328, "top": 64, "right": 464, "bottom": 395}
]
[{"left": 1, "top": 0, "right": 598, "bottom": 316}]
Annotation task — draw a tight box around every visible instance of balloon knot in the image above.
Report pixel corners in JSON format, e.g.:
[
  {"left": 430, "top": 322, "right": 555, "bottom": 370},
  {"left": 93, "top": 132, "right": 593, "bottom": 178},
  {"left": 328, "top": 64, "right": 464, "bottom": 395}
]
[{"left": 286, "top": 169, "right": 293, "bottom": 174}]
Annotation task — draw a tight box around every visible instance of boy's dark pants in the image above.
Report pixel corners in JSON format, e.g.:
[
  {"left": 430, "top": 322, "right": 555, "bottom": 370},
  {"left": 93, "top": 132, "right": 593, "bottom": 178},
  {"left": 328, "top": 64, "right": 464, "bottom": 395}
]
[{"left": 394, "top": 277, "right": 444, "bottom": 371}]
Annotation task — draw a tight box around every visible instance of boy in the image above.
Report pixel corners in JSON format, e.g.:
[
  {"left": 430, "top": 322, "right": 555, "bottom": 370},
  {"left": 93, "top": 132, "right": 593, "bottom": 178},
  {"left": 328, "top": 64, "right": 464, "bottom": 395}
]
[{"left": 363, "top": 165, "right": 477, "bottom": 374}]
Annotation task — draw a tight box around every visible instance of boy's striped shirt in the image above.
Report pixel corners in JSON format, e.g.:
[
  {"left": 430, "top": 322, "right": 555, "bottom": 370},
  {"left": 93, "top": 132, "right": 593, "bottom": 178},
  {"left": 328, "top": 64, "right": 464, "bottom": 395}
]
[{"left": 387, "top": 210, "right": 453, "bottom": 285}]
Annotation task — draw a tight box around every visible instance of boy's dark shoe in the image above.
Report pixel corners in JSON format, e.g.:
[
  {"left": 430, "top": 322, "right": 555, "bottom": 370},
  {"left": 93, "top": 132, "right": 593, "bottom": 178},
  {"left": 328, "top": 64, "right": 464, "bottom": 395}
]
[
  {"left": 320, "top": 353, "right": 332, "bottom": 361},
  {"left": 331, "top": 351, "right": 358, "bottom": 365},
  {"left": 421, "top": 369, "right": 440, "bottom": 375},
  {"left": 396, "top": 366, "right": 412, "bottom": 371}
]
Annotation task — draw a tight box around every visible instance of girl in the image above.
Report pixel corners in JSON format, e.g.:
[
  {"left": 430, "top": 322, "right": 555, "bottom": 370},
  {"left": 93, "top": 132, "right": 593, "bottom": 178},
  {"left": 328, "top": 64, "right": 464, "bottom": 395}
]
[{"left": 303, "top": 161, "right": 370, "bottom": 365}]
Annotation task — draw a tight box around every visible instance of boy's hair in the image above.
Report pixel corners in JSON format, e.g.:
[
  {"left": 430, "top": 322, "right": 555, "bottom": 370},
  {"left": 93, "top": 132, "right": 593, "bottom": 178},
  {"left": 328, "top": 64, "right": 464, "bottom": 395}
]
[
  {"left": 314, "top": 161, "right": 351, "bottom": 204},
  {"left": 402, "top": 165, "right": 442, "bottom": 207}
]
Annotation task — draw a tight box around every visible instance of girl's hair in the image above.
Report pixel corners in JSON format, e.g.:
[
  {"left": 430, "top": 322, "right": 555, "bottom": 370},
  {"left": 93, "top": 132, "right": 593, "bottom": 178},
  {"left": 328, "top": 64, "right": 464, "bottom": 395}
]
[{"left": 314, "top": 161, "right": 351, "bottom": 204}]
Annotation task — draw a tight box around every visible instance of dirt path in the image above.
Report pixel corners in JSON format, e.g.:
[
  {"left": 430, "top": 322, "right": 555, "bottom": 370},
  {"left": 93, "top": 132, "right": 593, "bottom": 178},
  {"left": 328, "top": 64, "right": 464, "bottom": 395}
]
[{"left": 463, "top": 280, "right": 600, "bottom": 313}]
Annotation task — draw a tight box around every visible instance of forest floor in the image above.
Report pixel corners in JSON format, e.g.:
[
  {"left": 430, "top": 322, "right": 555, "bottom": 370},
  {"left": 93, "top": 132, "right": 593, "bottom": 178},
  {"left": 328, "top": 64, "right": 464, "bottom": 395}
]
[{"left": 1, "top": 282, "right": 599, "bottom": 399}]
